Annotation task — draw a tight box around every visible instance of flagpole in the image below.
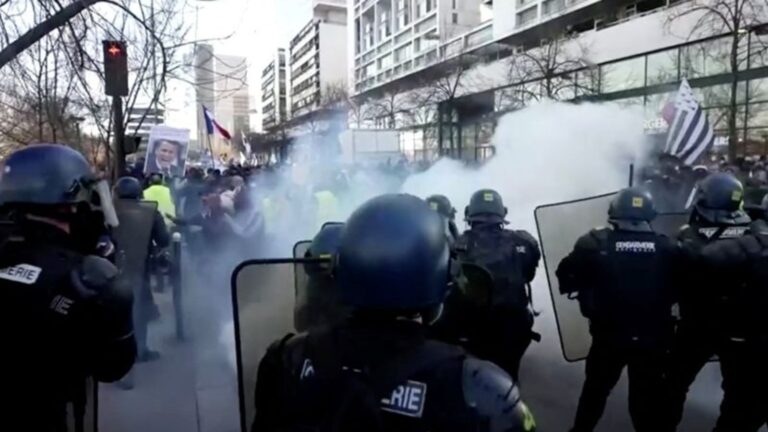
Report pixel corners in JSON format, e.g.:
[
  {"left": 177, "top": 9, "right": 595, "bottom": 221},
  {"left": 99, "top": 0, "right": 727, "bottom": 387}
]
[{"left": 206, "top": 133, "right": 215, "bottom": 169}]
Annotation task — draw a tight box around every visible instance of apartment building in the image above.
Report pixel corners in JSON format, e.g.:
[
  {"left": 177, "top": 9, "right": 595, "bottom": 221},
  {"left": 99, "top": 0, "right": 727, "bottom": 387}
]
[
  {"left": 350, "top": 0, "right": 485, "bottom": 94},
  {"left": 261, "top": 48, "right": 288, "bottom": 131},
  {"left": 289, "top": 0, "right": 349, "bottom": 119}
]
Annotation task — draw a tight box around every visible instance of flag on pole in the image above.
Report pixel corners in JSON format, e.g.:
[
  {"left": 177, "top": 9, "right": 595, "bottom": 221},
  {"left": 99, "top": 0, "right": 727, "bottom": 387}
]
[
  {"left": 663, "top": 79, "right": 714, "bottom": 166},
  {"left": 202, "top": 105, "right": 232, "bottom": 140}
]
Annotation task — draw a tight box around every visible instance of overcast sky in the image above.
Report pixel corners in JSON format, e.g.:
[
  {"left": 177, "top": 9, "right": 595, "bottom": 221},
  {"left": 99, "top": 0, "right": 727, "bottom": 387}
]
[{"left": 165, "top": 0, "right": 313, "bottom": 133}]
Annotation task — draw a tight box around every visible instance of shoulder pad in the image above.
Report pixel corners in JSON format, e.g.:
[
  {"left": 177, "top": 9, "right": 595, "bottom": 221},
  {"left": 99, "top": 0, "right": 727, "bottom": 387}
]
[
  {"left": 462, "top": 357, "right": 535, "bottom": 432},
  {"left": 79, "top": 255, "right": 118, "bottom": 288}
]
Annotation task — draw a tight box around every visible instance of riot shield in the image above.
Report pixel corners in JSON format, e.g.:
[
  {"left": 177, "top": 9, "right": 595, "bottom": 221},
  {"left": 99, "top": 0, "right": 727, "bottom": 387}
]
[
  {"left": 232, "top": 258, "right": 330, "bottom": 432},
  {"left": 113, "top": 199, "right": 157, "bottom": 283},
  {"left": 536, "top": 193, "right": 689, "bottom": 362},
  {"left": 535, "top": 193, "right": 616, "bottom": 362}
]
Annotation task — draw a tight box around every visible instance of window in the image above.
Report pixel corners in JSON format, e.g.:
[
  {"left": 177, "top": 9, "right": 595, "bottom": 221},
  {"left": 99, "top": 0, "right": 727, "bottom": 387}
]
[
  {"left": 646, "top": 49, "right": 679, "bottom": 85},
  {"left": 452, "top": 0, "right": 457, "bottom": 8},
  {"left": 600, "top": 56, "right": 645, "bottom": 93},
  {"left": 516, "top": 7, "right": 538, "bottom": 27},
  {"left": 452, "top": 13, "right": 458, "bottom": 24}
]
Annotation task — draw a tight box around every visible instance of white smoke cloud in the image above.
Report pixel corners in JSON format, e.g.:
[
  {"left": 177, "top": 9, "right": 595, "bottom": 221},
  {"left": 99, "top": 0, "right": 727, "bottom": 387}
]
[{"left": 402, "top": 100, "right": 649, "bottom": 233}]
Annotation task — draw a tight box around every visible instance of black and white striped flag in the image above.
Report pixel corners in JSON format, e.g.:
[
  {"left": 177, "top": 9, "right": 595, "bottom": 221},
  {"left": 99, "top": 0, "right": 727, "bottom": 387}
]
[{"left": 663, "top": 79, "right": 714, "bottom": 165}]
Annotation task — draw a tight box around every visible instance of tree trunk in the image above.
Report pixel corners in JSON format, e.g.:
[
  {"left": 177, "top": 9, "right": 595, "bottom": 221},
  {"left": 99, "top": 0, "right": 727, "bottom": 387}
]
[{"left": 0, "top": 0, "right": 102, "bottom": 69}]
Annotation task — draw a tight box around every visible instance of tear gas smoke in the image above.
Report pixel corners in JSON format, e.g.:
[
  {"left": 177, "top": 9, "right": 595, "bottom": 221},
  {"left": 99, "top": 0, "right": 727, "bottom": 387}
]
[{"left": 213, "top": 101, "right": 736, "bottom": 431}]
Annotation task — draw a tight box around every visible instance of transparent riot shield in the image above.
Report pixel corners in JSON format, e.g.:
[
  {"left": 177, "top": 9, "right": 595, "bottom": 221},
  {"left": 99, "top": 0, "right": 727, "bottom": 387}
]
[
  {"left": 232, "top": 258, "right": 330, "bottom": 432},
  {"left": 535, "top": 193, "right": 616, "bottom": 362},
  {"left": 536, "top": 193, "right": 690, "bottom": 362}
]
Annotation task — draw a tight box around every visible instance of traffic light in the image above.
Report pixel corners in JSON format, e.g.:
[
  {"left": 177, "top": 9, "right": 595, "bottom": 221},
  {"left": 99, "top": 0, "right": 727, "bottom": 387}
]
[{"left": 103, "top": 40, "right": 128, "bottom": 97}]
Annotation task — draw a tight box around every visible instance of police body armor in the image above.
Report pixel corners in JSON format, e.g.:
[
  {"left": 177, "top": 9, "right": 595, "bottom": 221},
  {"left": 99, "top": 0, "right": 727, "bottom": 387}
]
[
  {"left": 558, "top": 227, "right": 676, "bottom": 342},
  {"left": 454, "top": 228, "right": 535, "bottom": 312},
  {"left": 113, "top": 200, "right": 157, "bottom": 287},
  {"left": 1, "top": 224, "right": 102, "bottom": 432},
  {"left": 535, "top": 192, "right": 688, "bottom": 361},
  {"left": 677, "top": 220, "right": 751, "bottom": 333}
]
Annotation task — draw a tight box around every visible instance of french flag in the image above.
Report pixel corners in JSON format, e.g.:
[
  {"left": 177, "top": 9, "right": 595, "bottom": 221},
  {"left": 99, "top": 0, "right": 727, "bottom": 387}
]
[{"left": 203, "top": 105, "right": 232, "bottom": 140}]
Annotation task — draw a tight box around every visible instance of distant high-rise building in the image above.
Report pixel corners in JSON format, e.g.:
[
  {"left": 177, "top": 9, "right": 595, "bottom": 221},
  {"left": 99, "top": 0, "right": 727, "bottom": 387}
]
[
  {"left": 214, "top": 55, "right": 250, "bottom": 151},
  {"left": 262, "top": 48, "right": 288, "bottom": 131},
  {"left": 194, "top": 43, "right": 215, "bottom": 153},
  {"left": 289, "top": 1, "right": 349, "bottom": 120}
]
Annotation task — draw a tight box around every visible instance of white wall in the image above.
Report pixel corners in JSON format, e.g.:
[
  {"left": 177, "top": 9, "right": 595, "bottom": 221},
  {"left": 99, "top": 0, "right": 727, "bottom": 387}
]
[{"left": 319, "top": 22, "right": 350, "bottom": 87}]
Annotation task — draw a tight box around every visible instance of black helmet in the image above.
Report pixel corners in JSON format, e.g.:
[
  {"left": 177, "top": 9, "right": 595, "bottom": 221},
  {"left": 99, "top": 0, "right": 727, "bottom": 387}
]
[
  {"left": 114, "top": 177, "right": 142, "bottom": 200},
  {"left": 304, "top": 222, "right": 344, "bottom": 277},
  {"left": 0, "top": 144, "right": 119, "bottom": 226},
  {"left": 426, "top": 194, "right": 456, "bottom": 220},
  {"left": 465, "top": 189, "right": 507, "bottom": 224},
  {"left": 608, "top": 187, "right": 657, "bottom": 232},
  {"left": 694, "top": 173, "right": 750, "bottom": 225},
  {"left": 337, "top": 194, "right": 450, "bottom": 310}
]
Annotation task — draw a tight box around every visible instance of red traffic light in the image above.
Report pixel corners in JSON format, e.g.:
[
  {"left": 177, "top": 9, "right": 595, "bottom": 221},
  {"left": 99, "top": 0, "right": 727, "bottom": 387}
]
[{"left": 106, "top": 43, "right": 124, "bottom": 58}]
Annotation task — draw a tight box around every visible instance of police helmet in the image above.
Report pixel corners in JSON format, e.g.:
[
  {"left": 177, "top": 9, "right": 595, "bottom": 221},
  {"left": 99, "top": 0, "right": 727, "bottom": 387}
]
[
  {"left": 465, "top": 189, "right": 507, "bottom": 224},
  {"left": 304, "top": 222, "right": 344, "bottom": 277},
  {"left": 114, "top": 176, "right": 142, "bottom": 200},
  {"left": 426, "top": 194, "right": 456, "bottom": 220},
  {"left": 694, "top": 173, "right": 750, "bottom": 225},
  {"left": 608, "top": 188, "right": 657, "bottom": 232},
  {"left": 0, "top": 145, "right": 118, "bottom": 226},
  {"left": 337, "top": 194, "right": 450, "bottom": 310}
]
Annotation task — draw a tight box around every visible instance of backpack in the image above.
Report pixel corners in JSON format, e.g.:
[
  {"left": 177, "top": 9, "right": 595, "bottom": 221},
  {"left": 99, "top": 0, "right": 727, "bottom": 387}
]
[{"left": 455, "top": 228, "right": 532, "bottom": 312}]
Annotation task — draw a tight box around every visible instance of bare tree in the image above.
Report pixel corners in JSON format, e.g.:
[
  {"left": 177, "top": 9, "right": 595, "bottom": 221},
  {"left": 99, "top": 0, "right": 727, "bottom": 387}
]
[
  {"left": 668, "top": 0, "right": 767, "bottom": 159},
  {"left": 368, "top": 84, "right": 411, "bottom": 129},
  {"left": 503, "top": 34, "right": 596, "bottom": 106},
  {"left": 0, "top": 0, "right": 194, "bottom": 172}
]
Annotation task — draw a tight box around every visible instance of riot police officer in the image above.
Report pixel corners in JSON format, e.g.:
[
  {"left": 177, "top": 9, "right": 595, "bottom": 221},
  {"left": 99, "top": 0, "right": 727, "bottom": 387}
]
[
  {"left": 692, "top": 216, "right": 768, "bottom": 431},
  {"left": 426, "top": 194, "right": 460, "bottom": 245},
  {"left": 0, "top": 144, "right": 135, "bottom": 430},
  {"left": 114, "top": 176, "right": 171, "bottom": 362},
  {"left": 252, "top": 194, "right": 536, "bottom": 432},
  {"left": 294, "top": 223, "right": 348, "bottom": 332},
  {"left": 556, "top": 188, "right": 679, "bottom": 432},
  {"left": 665, "top": 173, "right": 753, "bottom": 431},
  {"left": 449, "top": 189, "right": 540, "bottom": 381}
]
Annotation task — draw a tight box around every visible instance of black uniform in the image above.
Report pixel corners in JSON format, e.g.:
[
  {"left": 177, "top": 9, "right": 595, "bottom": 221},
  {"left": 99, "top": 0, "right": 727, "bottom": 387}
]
[
  {"left": 557, "top": 226, "right": 679, "bottom": 432},
  {"left": 2, "top": 220, "right": 135, "bottom": 430},
  {"left": 253, "top": 319, "right": 534, "bottom": 432},
  {"left": 448, "top": 225, "right": 540, "bottom": 381},
  {"left": 701, "top": 219, "right": 768, "bottom": 430},
  {"left": 665, "top": 218, "right": 766, "bottom": 431}
]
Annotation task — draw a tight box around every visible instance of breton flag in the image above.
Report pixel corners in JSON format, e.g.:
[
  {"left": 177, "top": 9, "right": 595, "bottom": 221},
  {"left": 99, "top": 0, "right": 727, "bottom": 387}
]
[
  {"left": 663, "top": 79, "right": 714, "bottom": 165},
  {"left": 202, "top": 105, "right": 232, "bottom": 140}
]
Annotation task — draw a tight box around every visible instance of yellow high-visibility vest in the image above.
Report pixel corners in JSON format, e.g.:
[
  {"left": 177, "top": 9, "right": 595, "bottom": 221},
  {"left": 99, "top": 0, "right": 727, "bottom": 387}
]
[
  {"left": 143, "top": 185, "right": 176, "bottom": 226},
  {"left": 314, "top": 190, "right": 338, "bottom": 229}
]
